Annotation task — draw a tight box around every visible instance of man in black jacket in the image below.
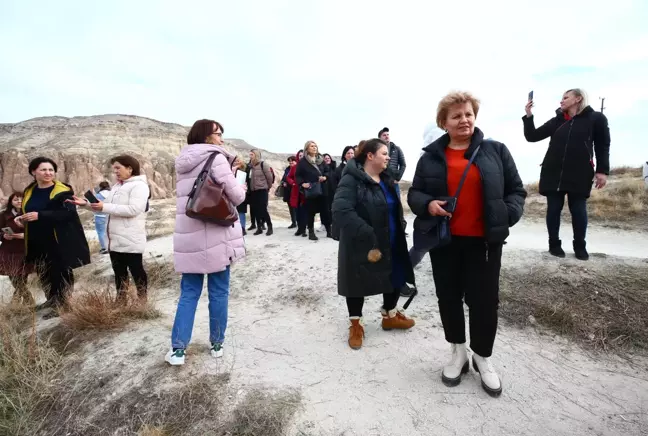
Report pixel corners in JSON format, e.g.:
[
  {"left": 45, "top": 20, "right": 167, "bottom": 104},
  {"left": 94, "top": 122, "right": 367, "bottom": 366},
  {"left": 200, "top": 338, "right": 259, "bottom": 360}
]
[{"left": 378, "top": 127, "right": 407, "bottom": 188}]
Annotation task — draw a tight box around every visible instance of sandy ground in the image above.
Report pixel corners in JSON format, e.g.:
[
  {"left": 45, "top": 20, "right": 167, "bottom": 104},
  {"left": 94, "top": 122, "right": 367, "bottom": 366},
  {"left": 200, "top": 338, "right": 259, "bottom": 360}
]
[{"left": 2, "top": 217, "right": 648, "bottom": 435}]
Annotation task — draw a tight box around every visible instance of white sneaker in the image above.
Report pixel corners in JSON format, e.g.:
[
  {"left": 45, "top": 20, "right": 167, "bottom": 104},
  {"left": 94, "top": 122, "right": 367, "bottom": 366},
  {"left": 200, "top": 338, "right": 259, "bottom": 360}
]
[
  {"left": 165, "top": 348, "right": 186, "bottom": 366},
  {"left": 210, "top": 343, "right": 224, "bottom": 358},
  {"left": 472, "top": 354, "right": 502, "bottom": 397},
  {"left": 318, "top": 224, "right": 326, "bottom": 233},
  {"left": 441, "top": 343, "right": 469, "bottom": 387}
]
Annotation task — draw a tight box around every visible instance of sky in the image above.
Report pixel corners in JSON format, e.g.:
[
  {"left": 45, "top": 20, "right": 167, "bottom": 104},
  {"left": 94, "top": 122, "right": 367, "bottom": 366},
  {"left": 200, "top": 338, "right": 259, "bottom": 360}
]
[{"left": 1, "top": 0, "right": 647, "bottom": 182}]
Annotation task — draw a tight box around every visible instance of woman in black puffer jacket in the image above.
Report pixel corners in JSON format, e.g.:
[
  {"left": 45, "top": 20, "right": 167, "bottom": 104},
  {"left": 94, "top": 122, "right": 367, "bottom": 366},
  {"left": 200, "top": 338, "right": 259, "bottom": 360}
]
[
  {"left": 333, "top": 139, "right": 416, "bottom": 351},
  {"left": 409, "top": 91, "right": 525, "bottom": 398},
  {"left": 523, "top": 88, "right": 610, "bottom": 260}
]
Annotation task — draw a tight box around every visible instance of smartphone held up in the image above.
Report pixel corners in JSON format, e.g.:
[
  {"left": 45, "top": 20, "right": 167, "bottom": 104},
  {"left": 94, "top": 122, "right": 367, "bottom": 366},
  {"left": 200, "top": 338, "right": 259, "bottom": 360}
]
[{"left": 528, "top": 90, "right": 534, "bottom": 102}]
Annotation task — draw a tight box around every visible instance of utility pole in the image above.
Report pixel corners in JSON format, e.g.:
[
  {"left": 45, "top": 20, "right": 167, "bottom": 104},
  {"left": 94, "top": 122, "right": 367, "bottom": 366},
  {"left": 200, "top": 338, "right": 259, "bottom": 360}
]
[{"left": 599, "top": 97, "right": 606, "bottom": 114}]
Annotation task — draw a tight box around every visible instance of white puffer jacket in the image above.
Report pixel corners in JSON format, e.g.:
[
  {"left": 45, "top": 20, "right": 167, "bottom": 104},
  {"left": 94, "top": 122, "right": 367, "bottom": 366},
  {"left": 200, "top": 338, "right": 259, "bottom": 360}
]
[{"left": 102, "top": 175, "right": 150, "bottom": 253}]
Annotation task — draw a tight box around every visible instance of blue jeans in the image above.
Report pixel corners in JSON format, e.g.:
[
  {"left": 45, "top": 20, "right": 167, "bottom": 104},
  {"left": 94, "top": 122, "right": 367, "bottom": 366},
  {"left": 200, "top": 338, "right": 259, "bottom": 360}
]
[
  {"left": 239, "top": 212, "right": 246, "bottom": 232},
  {"left": 94, "top": 215, "right": 108, "bottom": 251},
  {"left": 171, "top": 267, "right": 231, "bottom": 349},
  {"left": 393, "top": 182, "right": 401, "bottom": 198}
]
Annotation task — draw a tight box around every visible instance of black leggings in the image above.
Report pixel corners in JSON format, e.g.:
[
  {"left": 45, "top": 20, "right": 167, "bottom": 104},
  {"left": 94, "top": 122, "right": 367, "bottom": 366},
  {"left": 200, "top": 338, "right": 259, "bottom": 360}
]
[
  {"left": 250, "top": 189, "right": 272, "bottom": 228},
  {"left": 110, "top": 252, "right": 148, "bottom": 297},
  {"left": 346, "top": 291, "right": 400, "bottom": 317}
]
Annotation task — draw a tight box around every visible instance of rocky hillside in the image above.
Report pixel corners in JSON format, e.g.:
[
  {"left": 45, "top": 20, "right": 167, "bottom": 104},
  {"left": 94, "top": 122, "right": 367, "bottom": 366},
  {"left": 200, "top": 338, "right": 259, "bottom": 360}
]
[{"left": 0, "top": 115, "right": 292, "bottom": 199}]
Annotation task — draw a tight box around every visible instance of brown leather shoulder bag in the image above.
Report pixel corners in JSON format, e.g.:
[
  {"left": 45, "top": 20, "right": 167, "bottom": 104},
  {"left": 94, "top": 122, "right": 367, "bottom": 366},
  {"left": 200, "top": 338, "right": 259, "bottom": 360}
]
[{"left": 185, "top": 151, "right": 238, "bottom": 226}]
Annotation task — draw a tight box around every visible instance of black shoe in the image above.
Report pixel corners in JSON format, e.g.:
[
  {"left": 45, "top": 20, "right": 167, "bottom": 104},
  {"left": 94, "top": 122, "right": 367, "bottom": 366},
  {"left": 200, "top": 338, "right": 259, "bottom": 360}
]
[
  {"left": 261, "top": 224, "right": 267, "bottom": 231},
  {"left": 573, "top": 241, "right": 589, "bottom": 261},
  {"left": 266, "top": 226, "right": 273, "bottom": 236},
  {"left": 294, "top": 229, "right": 305, "bottom": 236},
  {"left": 302, "top": 233, "right": 307, "bottom": 237},
  {"left": 36, "top": 299, "right": 55, "bottom": 312},
  {"left": 253, "top": 229, "right": 263, "bottom": 236},
  {"left": 42, "top": 309, "right": 60, "bottom": 320},
  {"left": 549, "top": 239, "right": 566, "bottom": 258},
  {"left": 242, "top": 229, "right": 247, "bottom": 236},
  {"left": 400, "top": 284, "right": 414, "bottom": 297},
  {"left": 309, "top": 230, "right": 318, "bottom": 241},
  {"left": 288, "top": 223, "right": 297, "bottom": 229},
  {"left": 248, "top": 224, "right": 256, "bottom": 231}
]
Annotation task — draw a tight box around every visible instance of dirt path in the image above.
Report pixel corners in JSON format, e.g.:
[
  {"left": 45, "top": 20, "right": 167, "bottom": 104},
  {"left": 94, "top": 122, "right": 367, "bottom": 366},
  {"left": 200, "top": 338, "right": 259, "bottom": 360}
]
[
  {"left": 2, "top": 218, "right": 647, "bottom": 435},
  {"left": 146, "top": 218, "right": 648, "bottom": 435}
]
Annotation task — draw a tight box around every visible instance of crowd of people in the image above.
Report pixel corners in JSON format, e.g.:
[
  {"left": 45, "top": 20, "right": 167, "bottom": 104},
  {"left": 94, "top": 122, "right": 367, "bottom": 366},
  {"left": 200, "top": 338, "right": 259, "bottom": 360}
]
[{"left": 0, "top": 88, "right": 611, "bottom": 398}]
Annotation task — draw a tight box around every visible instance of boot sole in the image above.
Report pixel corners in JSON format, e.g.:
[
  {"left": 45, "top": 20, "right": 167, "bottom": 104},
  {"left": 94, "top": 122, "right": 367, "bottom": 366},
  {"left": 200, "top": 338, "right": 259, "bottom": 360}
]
[
  {"left": 441, "top": 361, "right": 469, "bottom": 387},
  {"left": 549, "top": 251, "right": 566, "bottom": 258},
  {"left": 472, "top": 357, "right": 502, "bottom": 397},
  {"left": 348, "top": 342, "right": 362, "bottom": 350},
  {"left": 381, "top": 324, "right": 415, "bottom": 331}
]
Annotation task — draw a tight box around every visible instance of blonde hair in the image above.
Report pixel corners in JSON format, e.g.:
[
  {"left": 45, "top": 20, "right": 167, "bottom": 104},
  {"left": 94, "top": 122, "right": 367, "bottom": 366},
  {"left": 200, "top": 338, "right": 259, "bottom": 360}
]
[
  {"left": 436, "top": 91, "right": 481, "bottom": 129},
  {"left": 565, "top": 88, "right": 589, "bottom": 114},
  {"left": 250, "top": 149, "right": 261, "bottom": 165},
  {"left": 303, "top": 140, "right": 318, "bottom": 155}
]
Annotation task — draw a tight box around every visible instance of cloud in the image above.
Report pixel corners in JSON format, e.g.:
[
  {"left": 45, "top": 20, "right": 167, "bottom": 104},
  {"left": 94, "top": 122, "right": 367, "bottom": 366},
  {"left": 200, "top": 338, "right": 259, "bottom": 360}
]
[{"left": 1, "top": 0, "right": 647, "bottom": 182}]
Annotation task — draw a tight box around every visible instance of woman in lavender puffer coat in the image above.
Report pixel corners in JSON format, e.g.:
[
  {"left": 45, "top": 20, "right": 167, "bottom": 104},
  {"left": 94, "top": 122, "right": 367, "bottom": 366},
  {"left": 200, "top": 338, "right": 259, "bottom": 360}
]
[{"left": 166, "top": 119, "right": 247, "bottom": 366}]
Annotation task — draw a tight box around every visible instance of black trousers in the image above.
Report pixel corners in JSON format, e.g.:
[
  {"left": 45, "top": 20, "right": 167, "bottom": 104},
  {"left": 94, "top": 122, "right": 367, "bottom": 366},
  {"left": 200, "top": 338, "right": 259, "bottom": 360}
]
[
  {"left": 250, "top": 189, "right": 272, "bottom": 228},
  {"left": 346, "top": 291, "right": 400, "bottom": 317},
  {"left": 546, "top": 191, "right": 588, "bottom": 244},
  {"left": 288, "top": 205, "right": 296, "bottom": 224},
  {"left": 35, "top": 256, "right": 74, "bottom": 307},
  {"left": 429, "top": 236, "right": 502, "bottom": 358},
  {"left": 305, "top": 196, "right": 330, "bottom": 231},
  {"left": 110, "top": 252, "right": 148, "bottom": 297}
]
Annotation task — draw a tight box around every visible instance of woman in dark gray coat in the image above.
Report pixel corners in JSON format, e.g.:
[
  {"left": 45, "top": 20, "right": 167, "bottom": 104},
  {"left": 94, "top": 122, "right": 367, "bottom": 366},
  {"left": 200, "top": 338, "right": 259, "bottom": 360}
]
[
  {"left": 333, "top": 139, "right": 415, "bottom": 351},
  {"left": 409, "top": 91, "right": 526, "bottom": 397}
]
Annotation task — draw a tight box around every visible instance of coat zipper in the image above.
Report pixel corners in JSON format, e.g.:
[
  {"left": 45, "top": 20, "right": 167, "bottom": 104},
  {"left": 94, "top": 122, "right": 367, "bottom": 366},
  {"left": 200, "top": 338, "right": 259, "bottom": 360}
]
[{"left": 557, "top": 120, "right": 574, "bottom": 191}]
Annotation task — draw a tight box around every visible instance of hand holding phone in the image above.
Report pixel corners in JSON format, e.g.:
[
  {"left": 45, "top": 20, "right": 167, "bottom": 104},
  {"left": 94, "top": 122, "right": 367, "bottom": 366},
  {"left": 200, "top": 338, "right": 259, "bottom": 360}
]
[
  {"left": 525, "top": 91, "right": 534, "bottom": 117},
  {"left": 2, "top": 227, "right": 14, "bottom": 235},
  {"left": 84, "top": 190, "right": 99, "bottom": 204}
]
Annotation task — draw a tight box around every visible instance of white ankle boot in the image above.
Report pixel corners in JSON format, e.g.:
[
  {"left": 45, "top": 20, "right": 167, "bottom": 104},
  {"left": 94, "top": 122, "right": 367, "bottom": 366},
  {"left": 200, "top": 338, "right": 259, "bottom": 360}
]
[
  {"left": 472, "top": 354, "right": 502, "bottom": 397},
  {"left": 441, "top": 343, "right": 469, "bottom": 387}
]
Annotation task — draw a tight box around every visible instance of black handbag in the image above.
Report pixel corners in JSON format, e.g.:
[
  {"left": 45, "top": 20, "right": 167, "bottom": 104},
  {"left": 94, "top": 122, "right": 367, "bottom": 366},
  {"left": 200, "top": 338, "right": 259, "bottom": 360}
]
[
  {"left": 412, "top": 145, "right": 481, "bottom": 251},
  {"left": 304, "top": 182, "right": 322, "bottom": 199}
]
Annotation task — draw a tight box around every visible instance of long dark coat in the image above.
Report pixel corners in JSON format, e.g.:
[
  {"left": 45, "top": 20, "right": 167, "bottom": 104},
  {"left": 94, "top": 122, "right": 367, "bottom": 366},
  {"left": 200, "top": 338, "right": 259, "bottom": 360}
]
[{"left": 332, "top": 159, "right": 414, "bottom": 298}]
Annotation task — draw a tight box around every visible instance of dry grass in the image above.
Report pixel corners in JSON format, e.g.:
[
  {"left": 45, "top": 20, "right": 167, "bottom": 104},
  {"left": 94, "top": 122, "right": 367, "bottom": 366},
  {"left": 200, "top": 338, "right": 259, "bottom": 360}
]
[
  {"left": 524, "top": 181, "right": 539, "bottom": 196},
  {"left": 225, "top": 388, "right": 302, "bottom": 436},
  {"left": 60, "top": 286, "right": 161, "bottom": 331},
  {"left": 7, "top": 364, "right": 301, "bottom": 436},
  {"left": 588, "top": 177, "right": 647, "bottom": 221},
  {"left": 58, "top": 257, "right": 176, "bottom": 332},
  {"left": 609, "top": 166, "right": 642, "bottom": 177},
  {"left": 500, "top": 261, "right": 648, "bottom": 353},
  {"left": 145, "top": 256, "right": 179, "bottom": 290},
  {"left": 523, "top": 170, "right": 647, "bottom": 230},
  {"left": 0, "top": 312, "right": 64, "bottom": 436}
]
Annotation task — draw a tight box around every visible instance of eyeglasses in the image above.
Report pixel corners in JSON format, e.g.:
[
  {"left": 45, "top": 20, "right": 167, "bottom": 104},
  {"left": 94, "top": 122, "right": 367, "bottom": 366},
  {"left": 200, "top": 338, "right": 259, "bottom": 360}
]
[{"left": 212, "top": 132, "right": 222, "bottom": 137}]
